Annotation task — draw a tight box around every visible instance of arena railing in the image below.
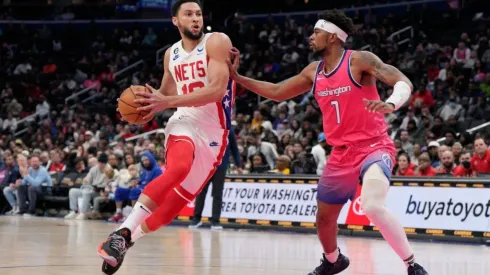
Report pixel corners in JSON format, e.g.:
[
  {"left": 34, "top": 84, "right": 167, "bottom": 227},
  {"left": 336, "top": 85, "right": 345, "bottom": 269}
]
[
  {"left": 437, "top": 121, "right": 490, "bottom": 144},
  {"left": 64, "top": 59, "right": 145, "bottom": 106},
  {"left": 13, "top": 60, "right": 145, "bottom": 137},
  {"left": 71, "top": 60, "right": 148, "bottom": 107},
  {"left": 108, "top": 129, "right": 165, "bottom": 148},
  {"left": 388, "top": 26, "right": 414, "bottom": 46}
]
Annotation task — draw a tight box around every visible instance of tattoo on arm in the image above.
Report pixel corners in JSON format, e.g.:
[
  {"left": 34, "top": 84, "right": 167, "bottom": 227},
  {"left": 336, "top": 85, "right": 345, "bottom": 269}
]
[{"left": 357, "top": 51, "right": 411, "bottom": 87}]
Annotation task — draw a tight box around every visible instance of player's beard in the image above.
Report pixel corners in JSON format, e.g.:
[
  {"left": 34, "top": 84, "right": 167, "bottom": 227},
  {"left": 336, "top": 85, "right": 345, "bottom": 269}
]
[
  {"left": 182, "top": 25, "right": 203, "bottom": 41},
  {"left": 312, "top": 48, "right": 326, "bottom": 60}
]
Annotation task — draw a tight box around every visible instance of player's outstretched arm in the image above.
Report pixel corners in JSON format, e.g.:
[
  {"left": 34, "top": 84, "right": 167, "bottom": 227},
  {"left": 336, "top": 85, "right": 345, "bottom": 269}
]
[
  {"left": 353, "top": 51, "right": 413, "bottom": 111},
  {"left": 228, "top": 48, "right": 315, "bottom": 102}
]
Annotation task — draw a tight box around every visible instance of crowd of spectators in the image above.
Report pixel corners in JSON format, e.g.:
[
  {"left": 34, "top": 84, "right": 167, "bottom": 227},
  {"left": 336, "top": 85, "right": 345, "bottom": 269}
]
[{"left": 0, "top": 3, "right": 490, "bottom": 219}]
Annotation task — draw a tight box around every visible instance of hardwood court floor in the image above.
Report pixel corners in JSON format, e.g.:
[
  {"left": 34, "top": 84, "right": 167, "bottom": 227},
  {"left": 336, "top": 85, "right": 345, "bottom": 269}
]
[{"left": 0, "top": 216, "right": 489, "bottom": 275}]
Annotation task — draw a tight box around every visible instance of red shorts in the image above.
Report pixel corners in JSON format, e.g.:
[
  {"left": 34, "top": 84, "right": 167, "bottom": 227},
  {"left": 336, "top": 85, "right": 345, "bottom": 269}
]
[{"left": 165, "top": 116, "right": 228, "bottom": 196}]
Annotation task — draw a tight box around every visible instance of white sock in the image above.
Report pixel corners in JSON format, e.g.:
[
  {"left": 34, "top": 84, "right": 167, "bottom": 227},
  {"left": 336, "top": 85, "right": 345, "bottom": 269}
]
[
  {"left": 116, "top": 208, "right": 122, "bottom": 213},
  {"left": 131, "top": 225, "right": 146, "bottom": 242},
  {"left": 403, "top": 254, "right": 416, "bottom": 268},
  {"left": 361, "top": 164, "right": 414, "bottom": 264},
  {"left": 119, "top": 202, "right": 152, "bottom": 233},
  {"left": 325, "top": 248, "right": 339, "bottom": 263}
]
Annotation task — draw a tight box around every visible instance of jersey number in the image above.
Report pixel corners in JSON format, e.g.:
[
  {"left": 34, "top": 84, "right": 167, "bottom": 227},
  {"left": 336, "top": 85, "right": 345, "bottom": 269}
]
[
  {"left": 182, "top": 81, "right": 205, "bottom": 94},
  {"left": 331, "top": 100, "right": 341, "bottom": 124}
]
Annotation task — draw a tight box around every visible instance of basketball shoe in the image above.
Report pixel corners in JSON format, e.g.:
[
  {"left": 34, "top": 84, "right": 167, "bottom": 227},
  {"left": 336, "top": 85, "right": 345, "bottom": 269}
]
[
  {"left": 408, "top": 263, "right": 429, "bottom": 275},
  {"left": 308, "top": 252, "right": 350, "bottom": 275},
  {"left": 98, "top": 228, "right": 133, "bottom": 274}
]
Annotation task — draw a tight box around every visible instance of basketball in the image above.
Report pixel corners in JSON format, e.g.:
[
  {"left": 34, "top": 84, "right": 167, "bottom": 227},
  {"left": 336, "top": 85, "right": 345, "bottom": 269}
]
[{"left": 118, "top": 85, "right": 154, "bottom": 125}]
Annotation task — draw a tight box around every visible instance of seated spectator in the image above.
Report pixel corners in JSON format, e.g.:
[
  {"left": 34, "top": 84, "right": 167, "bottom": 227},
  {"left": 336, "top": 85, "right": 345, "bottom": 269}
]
[
  {"left": 39, "top": 151, "right": 51, "bottom": 168},
  {"left": 248, "top": 153, "right": 269, "bottom": 173},
  {"left": 3, "top": 112, "right": 17, "bottom": 133},
  {"left": 17, "top": 156, "right": 53, "bottom": 216},
  {"left": 415, "top": 152, "right": 437, "bottom": 176},
  {"left": 411, "top": 144, "right": 422, "bottom": 166},
  {"left": 2, "top": 154, "right": 21, "bottom": 214},
  {"left": 410, "top": 86, "right": 434, "bottom": 110},
  {"left": 399, "top": 130, "right": 414, "bottom": 158},
  {"left": 64, "top": 153, "right": 111, "bottom": 220},
  {"left": 47, "top": 151, "right": 65, "bottom": 174},
  {"left": 394, "top": 153, "right": 415, "bottom": 176},
  {"left": 60, "top": 158, "right": 88, "bottom": 186},
  {"left": 312, "top": 133, "right": 327, "bottom": 176},
  {"left": 471, "top": 138, "right": 490, "bottom": 176},
  {"left": 108, "top": 153, "right": 123, "bottom": 170},
  {"left": 142, "top": 28, "right": 157, "bottom": 45},
  {"left": 109, "top": 152, "right": 161, "bottom": 222},
  {"left": 436, "top": 150, "right": 456, "bottom": 175},
  {"left": 0, "top": 152, "right": 8, "bottom": 185},
  {"left": 272, "top": 155, "right": 291, "bottom": 175},
  {"left": 451, "top": 142, "right": 463, "bottom": 165},
  {"left": 424, "top": 141, "right": 438, "bottom": 166},
  {"left": 453, "top": 150, "right": 474, "bottom": 177},
  {"left": 88, "top": 166, "right": 123, "bottom": 220},
  {"left": 246, "top": 132, "right": 278, "bottom": 169},
  {"left": 291, "top": 148, "right": 317, "bottom": 175}
]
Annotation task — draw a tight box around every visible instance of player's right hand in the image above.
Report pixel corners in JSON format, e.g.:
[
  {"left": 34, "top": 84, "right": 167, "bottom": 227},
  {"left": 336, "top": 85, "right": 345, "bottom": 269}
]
[{"left": 226, "top": 47, "right": 241, "bottom": 79}]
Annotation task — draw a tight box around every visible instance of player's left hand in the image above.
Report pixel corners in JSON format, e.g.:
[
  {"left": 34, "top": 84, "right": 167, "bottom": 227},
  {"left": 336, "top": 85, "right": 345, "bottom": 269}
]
[
  {"left": 362, "top": 98, "right": 395, "bottom": 114},
  {"left": 134, "top": 84, "right": 169, "bottom": 120}
]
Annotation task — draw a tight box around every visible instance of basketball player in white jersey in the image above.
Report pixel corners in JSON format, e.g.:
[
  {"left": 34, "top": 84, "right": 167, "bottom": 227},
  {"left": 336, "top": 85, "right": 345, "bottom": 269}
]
[{"left": 97, "top": 1, "right": 235, "bottom": 274}]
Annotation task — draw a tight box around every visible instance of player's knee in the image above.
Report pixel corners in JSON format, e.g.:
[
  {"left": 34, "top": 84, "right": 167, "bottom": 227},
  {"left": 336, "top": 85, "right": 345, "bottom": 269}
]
[
  {"left": 361, "top": 196, "right": 384, "bottom": 219},
  {"left": 169, "top": 160, "right": 192, "bottom": 178},
  {"left": 316, "top": 208, "right": 339, "bottom": 226}
]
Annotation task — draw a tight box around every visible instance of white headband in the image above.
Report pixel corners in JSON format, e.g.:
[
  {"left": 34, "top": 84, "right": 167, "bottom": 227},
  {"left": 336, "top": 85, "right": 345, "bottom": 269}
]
[{"left": 314, "top": 19, "right": 348, "bottom": 42}]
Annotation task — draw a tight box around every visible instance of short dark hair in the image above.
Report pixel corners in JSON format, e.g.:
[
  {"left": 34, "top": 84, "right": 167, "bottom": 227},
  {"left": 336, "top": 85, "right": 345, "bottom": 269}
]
[
  {"left": 318, "top": 9, "right": 355, "bottom": 36},
  {"left": 171, "top": 0, "right": 202, "bottom": 17}
]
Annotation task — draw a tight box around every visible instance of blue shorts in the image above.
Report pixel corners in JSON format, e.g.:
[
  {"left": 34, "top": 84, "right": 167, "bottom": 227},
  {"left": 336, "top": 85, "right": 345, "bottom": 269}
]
[
  {"left": 317, "top": 136, "right": 396, "bottom": 204},
  {"left": 114, "top": 187, "right": 143, "bottom": 202}
]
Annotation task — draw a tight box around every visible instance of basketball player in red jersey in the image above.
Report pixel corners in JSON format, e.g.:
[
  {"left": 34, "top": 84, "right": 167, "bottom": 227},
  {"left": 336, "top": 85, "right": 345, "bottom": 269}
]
[
  {"left": 96, "top": 0, "right": 236, "bottom": 274},
  {"left": 227, "top": 10, "right": 428, "bottom": 275}
]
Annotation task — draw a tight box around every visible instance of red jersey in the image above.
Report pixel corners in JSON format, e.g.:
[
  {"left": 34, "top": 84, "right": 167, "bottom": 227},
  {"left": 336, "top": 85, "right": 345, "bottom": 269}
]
[
  {"left": 470, "top": 149, "right": 490, "bottom": 174},
  {"left": 416, "top": 166, "right": 437, "bottom": 176},
  {"left": 395, "top": 168, "right": 415, "bottom": 176},
  {"left": 453, "top": 166, "right": 472, "bottom": 177},
  {"left": 313, "top": 50, "right": 389, "bottom": 147},
  {"left": 48, "top": 163, "right": 65, "bottom": 173}
]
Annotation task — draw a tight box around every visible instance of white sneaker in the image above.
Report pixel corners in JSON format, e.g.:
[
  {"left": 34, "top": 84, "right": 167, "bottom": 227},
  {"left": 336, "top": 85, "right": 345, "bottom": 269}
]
[
  {"left": 211, "top": 223, "right": 223, "bottom": 230},
  {"left": 75, "top": 213, "right": 87, "bottom": 220},
  {"left": 5, "top": 209, "right": 14, "bottom": 215},
  {"left": 23, "top": 213, "right": 33, "bottom": 217},
  {"left": 13, "top": 206, "right": 20, "bottom": 215},
  {"left": 188, "top": 221, "right": 203, "bottom": 229},
  {"left": 64, "top": 211, "right": 77, "bottom": 219}
]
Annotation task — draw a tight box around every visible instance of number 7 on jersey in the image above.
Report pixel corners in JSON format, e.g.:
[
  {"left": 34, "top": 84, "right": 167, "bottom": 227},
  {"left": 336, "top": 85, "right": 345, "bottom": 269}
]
[{"left": 331, "top": 100, "right": 341, "bottom": 124}]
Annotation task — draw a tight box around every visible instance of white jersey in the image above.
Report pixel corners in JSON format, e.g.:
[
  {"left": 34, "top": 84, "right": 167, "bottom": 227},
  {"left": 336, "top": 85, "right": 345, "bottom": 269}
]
[{"left": 168, "top": 32, "right": 235, "bottom": 130}]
